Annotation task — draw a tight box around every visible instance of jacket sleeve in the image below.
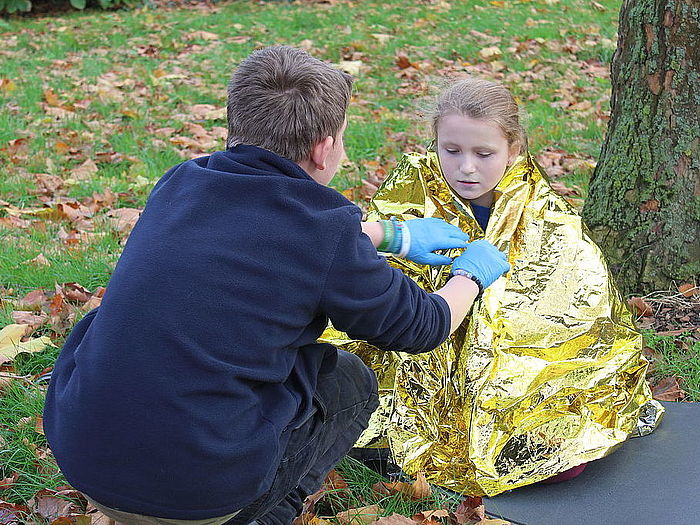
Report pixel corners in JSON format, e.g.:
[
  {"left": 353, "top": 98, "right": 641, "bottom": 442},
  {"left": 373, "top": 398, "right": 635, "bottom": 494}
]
[{"left": 318, "top": 211, "right": 451, "bottom": 354}]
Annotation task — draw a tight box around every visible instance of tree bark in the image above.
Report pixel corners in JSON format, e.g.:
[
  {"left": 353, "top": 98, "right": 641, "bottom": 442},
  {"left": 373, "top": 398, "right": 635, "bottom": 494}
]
[{"left": 582, "top": 0, "right": 700, "bottom": 295}]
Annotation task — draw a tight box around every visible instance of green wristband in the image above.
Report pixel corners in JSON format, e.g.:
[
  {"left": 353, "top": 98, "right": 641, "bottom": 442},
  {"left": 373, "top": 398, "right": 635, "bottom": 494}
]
[{"left": 377, "top": 220, "right": 394, "bottom": 252}]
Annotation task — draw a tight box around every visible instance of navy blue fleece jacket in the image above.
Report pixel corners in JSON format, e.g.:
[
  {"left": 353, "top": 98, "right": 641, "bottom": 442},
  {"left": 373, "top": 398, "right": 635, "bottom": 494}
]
[{"left": 43, "top": 145, "right": 451, "bottom": 519}]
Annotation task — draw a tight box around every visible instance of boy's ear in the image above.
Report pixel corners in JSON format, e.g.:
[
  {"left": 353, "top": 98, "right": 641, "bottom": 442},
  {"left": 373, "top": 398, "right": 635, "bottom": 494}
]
[{"left": 310, "top": 136, "right": 335, "bottom": 171}]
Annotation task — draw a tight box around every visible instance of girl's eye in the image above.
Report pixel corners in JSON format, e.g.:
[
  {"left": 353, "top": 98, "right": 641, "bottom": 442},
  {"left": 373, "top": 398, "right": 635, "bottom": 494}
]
[
  {"left": 445, "top": 148, "right": 459, "bottom": 154},
  {"left": 477, "top": 152, "right": 493, "bottom": 158}
]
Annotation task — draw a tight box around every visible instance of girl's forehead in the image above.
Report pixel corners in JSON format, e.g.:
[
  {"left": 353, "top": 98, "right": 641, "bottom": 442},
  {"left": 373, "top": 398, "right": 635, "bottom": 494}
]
[{"left": 437, "top": 114, "right": 508, "bottom": 142}]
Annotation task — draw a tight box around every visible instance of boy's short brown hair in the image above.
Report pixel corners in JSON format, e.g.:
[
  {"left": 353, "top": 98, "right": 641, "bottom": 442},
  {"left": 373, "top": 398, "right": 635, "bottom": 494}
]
[{"left": 226, "top": 46, "right": 353, "bottom": 163}]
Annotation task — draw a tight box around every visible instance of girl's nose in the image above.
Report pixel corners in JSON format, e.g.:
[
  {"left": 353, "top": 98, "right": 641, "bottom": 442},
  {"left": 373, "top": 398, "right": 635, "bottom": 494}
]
[{"left": 460, "top": 157, "right": 476, "bottom": 174}]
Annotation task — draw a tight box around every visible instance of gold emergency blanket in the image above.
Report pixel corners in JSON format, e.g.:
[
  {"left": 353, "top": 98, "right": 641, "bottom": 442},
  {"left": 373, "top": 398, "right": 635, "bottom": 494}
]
[{"left": 322, "top": 151, "right": 663, "bottom": 496}]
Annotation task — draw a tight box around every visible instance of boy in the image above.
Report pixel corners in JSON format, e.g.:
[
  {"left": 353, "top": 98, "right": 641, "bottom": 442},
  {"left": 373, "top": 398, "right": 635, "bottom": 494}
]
[{"left": 44, "top": 46, "right": 509, "bottom": 525}]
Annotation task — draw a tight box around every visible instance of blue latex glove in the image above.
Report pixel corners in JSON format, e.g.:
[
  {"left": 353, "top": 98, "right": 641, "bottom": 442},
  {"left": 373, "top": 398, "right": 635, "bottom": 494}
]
[
  {"left": 404, "top": 217, "right": 470, "bottom": 265},
  {"left": 451, "top": 239, "right": 510, "bottom": 289}
]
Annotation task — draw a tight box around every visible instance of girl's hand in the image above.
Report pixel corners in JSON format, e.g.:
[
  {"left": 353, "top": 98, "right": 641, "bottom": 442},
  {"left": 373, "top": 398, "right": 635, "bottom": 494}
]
[{"left": 451, "top": 239, "right": 510, "bottom": 289}]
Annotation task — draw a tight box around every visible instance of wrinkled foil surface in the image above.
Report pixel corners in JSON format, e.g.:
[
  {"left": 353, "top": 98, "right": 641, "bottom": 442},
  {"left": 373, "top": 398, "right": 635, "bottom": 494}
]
[{"left": 321, "top": 152, "right": 663, "bottom": 496}]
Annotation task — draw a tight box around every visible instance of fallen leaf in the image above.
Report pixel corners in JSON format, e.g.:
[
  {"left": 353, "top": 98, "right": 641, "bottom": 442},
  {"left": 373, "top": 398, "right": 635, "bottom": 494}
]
[
  {"left": 17, "top": 289, "right": 49, "bottom": 311},
  {"left": 477, "top": 519, "right": 511, "bottom": 525},
  {"left": 395, "top": 54, "right": 413, "bottom": 69},
  {"left": 411, "top": 472, "right": 431, "bottom": 499},
  {"left": 34, "top": 415, "right": 44, "bottom": 435},
  {"left": 371, "top": 33, "right": 393, "bottom": 44},
  {"left": 0, "top": 472, "right": 20, "bottom": 491},
  {"left": 478, "top": 46, "right": 502, "bottom": 61},
  {"left": 628, "top": 296, "right": 653, "bottom": 317},
  {"left": 372, "top": 480, "right": 411, "bottom": 498},
  {"left": 0, "top": 78, "right": 17, "bottom": 92},
  {"left": 325, "top": 469, "right": 349, "bottom": 491},
  {"left": 336, "top": 505, "right": 383, "bottom": 525},
  {"left": 43, "top": 88, "right": 62, "bottom": 107},
  {"left": 337, "top": 60, "right": 363, "bottom": 76},
  {"left": 639, "top": 199, "right": 659, "bottom": 212},
  {"left": 0, "top": 324, "right": 53, "bottom": 364},
  {"left": 452, "top": 496, "right": 485, "bottom": 524},
  {"left": 678, "top": 283, "right": 697, "bottom": 297},
  {"left": 107, "top": 207, "right": 142, "bottom": 234},
  {"left": 373, "top": 514, "right": 416, "bottom": 525},
  {"left": 71, "top": 159, "right": 98, "bottom": 180},
  {"left": 11, "top": 311, "right": 48, "bottom": 327},
  {"left": 412, "top": 509, "right": 450, "bottom": 523},
  {"left": 187, "top": 30, "right": 219, "bottom": 41},
  {"left": 549, "top": 181, "right": 581, "bottom": 196},
  {"left": 651, "top": 375, "right": 685, "bottom": 402},
  {"left": 28, "top": 253, "right": 51, "bottom": 267}
]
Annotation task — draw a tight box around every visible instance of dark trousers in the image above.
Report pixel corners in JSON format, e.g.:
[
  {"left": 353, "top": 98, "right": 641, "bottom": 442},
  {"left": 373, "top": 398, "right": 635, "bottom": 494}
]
[{"left": 224, "top": 350, "right": 379, "bottom": 525}]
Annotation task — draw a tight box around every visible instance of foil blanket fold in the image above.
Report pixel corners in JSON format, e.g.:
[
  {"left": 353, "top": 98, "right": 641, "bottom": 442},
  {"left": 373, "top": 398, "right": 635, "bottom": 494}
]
[{"left": 321, "top": 151, "right": 662, "bottom": 496}]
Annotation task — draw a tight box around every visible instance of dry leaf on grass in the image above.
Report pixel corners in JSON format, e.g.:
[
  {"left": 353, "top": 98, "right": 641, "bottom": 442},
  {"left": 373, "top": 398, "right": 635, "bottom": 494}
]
[
  {"left": 451, "top": 496, "right": 485, "bottom": 524},
  {"left": 628, "top": 296, "right": 653, "bottom": 317},
  {"left": 336, "top": 504, "right": 383, "bottom": 525},
  {"left": 0, "top": 324, "right": 53, "bottom": 365},
  {"left": 373, "top": 513, "right": 416, "bottom": 525},
  {"left": 412, "top": 509, "right": 450, "bottom": 524},
  {"left": 651, "top": 376, "right": 686, "bottom": 402},
  {"left": 678, "top": 283, "right": 697, "bottom": 298}
]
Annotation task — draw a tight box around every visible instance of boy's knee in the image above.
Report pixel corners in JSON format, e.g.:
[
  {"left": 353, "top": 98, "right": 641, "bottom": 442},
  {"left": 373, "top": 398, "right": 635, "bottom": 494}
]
[{"left": 336, "top": 350, "right": 378, "bottom": 398}]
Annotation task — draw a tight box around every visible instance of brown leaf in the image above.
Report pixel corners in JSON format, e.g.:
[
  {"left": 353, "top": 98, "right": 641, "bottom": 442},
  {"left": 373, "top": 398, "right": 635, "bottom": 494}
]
[
  {"left": 34, "top": 173, "right": 64, "bottom": 195},
  {"left": 336, "top": 505, "right": 383, "bottom": 525},
  {"left": 628, "top": 297, "right": 653, "bottom": 317},
  {"left": 0, "top": 78, "right": 17, "bottom": 92},
  {"left": 0, "top": 472, "right": 20, "bottom": 490},
  {"left": 325, "top": 469, "right": 349, "bottom": 491},
  {"left": 34, "top": 415, "right": 44, "bottom": 435},
  {"left": 412, "top": 510, "right": 450, "bottom": 523},
  {"left": 652, "top": 376, "right": 686, "bottom": 402},
  {"left": 0, "top": 501, "right": 31, "bottom": 521},
  {"left": 372, "top": 481, "right": 412, "bottom": 498},
  {"left": 107, "top": 207, "right": 142, "bottom": 234},
  {"left": 71, "top": 159, "right": 99, "bottom": 181},
  {"left": 61, "top": 282, "right": 93, "bottom": 303},
  {"left": 29, "top": 253, "right": 51, "bottom": 267},
  {"left": 639, "top": 199, "right": 659, "bottom": 212},
  {"left": 44, "top": 88, "right": 62, "bottom": 107},
  {"left": 452, "top": 496, "right": 485, "bottom": 524},
  {"left": 11, "top": 310, "right": 48, "bottom": 328},
  {"left": 187, "top": 30, "right": 219, "bottom": 41},
  {"left": 678, "top": 283, "right": 697, "bottom": 298},
  {"left": 478, "top": 46, "right": 502, "bottom": 61},
  {"left": 373, "top": 514, "right": 416, "bottom": 525},
  {"left": 29, "top": 490, "right": 76, "bottom": 520},
  {"left": 82, "top": 295, "right": 103, "bottom": 312},
  {"left": 395, "top": 54, "right": 413, "bottom": 69},
  {"left": 17, "top": 289, "right": 49, "bottom": 311},
  {"left": 549, "top": 181, "right": 581, "bottom": 197},
  {"left": 411, "top": 472, "right": 431, "bottom": 500}
]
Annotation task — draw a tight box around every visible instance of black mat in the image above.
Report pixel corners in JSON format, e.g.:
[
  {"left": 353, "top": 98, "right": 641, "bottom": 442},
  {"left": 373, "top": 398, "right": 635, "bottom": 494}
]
[{"left": 484, "top": 402, "right": 700, "bottom": 525}]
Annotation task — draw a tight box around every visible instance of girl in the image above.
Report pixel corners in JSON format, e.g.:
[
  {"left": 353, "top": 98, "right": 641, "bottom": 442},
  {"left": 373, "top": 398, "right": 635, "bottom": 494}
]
[{"left": 323, "top": 77, "right": 663, "bottom": 496}]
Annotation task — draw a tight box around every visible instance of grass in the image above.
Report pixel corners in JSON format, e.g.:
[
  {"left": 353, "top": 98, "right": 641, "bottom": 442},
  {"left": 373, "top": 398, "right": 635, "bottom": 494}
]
[
  {"left": 645, "top": 331, "right": 700, "bottom": 402},
  {"left": 1, "top": 0, "right": 695, "bottom": 520}
]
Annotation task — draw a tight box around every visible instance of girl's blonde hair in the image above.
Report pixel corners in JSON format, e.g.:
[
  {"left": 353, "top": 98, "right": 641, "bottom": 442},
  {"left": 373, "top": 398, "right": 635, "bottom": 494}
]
[{"left": 432, "top": 77, "right": 527, "bottom": 153}]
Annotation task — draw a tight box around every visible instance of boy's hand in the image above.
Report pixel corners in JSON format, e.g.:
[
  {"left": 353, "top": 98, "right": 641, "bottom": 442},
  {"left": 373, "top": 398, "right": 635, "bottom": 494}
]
[
  {"left": 404, "top": 218, "right": 470, "bottom": 265},
  {"left": 451, "top": 239, "right": 510, "bottom": 289}
]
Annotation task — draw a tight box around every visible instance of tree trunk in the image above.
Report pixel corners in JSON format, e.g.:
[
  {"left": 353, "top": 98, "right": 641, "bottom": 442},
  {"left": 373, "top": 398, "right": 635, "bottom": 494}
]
[{"left": 582, "top": 0, "right": 700, "bottom": 295}]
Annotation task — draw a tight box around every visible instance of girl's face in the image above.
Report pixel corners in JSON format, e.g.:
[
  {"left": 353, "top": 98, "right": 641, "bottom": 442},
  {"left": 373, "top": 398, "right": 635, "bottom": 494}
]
[{"left": 436, "top": 114, "right": 519, "bottom": 207}]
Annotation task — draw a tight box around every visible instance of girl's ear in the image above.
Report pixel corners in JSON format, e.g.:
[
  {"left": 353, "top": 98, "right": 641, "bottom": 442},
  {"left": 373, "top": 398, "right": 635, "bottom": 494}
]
[{"left": 507, "top": 141, "right": 521, "bottom": 165}]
